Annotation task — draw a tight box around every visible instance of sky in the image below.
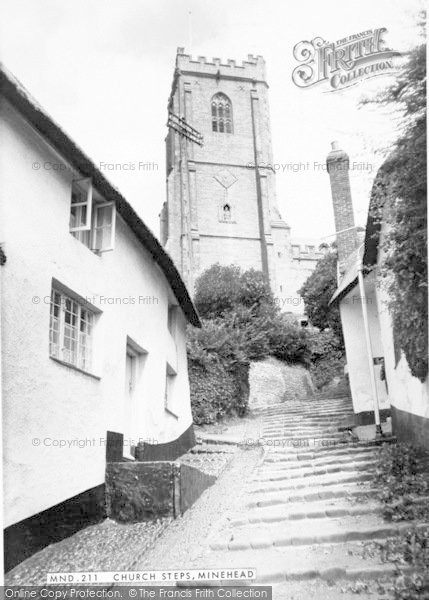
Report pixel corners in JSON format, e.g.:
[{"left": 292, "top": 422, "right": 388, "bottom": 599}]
[{"left": 0, "top": 0, "right": 424, "bottom": 240}]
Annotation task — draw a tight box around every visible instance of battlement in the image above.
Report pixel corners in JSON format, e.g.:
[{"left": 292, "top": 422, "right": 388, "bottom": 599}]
[{"left": 175, "top": 47, "right": 266, "bottom": 81}]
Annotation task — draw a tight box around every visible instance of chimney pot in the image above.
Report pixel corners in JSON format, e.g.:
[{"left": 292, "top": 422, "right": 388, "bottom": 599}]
[{"left": 331, "top": 141, "right": 339, "bottom": 150}]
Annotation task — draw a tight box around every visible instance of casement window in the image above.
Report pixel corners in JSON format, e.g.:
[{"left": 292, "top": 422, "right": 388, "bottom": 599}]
[
  {"left": 69, "top": 178, "right": 116, "bottom": 252},
  {"left": 49, "top": 288, "right": 94, "bottom": 372},
  {"left": 211, "top": 93, "right": 233, "bottom": 133}
]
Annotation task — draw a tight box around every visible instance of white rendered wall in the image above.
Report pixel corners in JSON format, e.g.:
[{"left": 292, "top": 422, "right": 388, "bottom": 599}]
[
  {"left": 0, "top": 100, "right": 193, "bottom": 527},
  {"left": 340, "top": 274, "right": 390, "bottom": 416}
]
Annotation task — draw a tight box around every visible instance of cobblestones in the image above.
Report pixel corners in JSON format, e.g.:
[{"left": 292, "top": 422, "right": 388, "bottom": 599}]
[{"left": 5, "top": 517, "right": 172, "bottom": 585}]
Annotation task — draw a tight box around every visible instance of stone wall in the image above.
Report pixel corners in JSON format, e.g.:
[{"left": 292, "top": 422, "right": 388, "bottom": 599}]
[
  {"left": 105, "top": 461, "right": 215, "bottom": 523},
  {"left": 248, "top": 357, "right": 315, "bottom": 410}
]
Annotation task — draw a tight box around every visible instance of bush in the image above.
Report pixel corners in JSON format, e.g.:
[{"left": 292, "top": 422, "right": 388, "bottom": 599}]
[
  {"left": 374, "top": 443, "right": 429, "bottom": 522},
  {"left": 369, "top": 438, "right": 429, "bottom": 599},
  {"left": 267, "top": 314, "right": 310, "bottom": 364},
  {"left": 188, "top": 264, "right": 346, "bottom": 424},
  {"left": 187, "top": 320, "right": 249, "bottom": 425},
  {"left": 194, "top": 264, "right": 276, "bottom": 319},
  {"left": 305, "top": 328, "right": 346, "bottom": 391},
  {"left": 193, "top": 264, "right": 243, "bottom": 319},
  {"left": 298, "top": 251, "right": 344, "bottom": 343},
  {"left": 374, "top": 528, "right": 429, "bottom": 600},
  {"left": 188, "top": 360, "right": 238, "bottom": 425}
]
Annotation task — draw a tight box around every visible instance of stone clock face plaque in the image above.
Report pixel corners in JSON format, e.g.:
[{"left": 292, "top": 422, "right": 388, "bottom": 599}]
[{"left": 214, "top": 169, "right": 237, "bottom": 189}]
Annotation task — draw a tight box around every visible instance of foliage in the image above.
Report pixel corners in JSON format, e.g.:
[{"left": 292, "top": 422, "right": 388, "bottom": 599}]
[
  {"left": 187, "top": 320, "right": 249, "bottom": 425},
  {"left": 373, "top": 443, "right": 429, "bottom": 522},
  {"left": 366, "top": 528, "right": 429, "bottom": 600},
  {"left": 306, "top": 328, "right": 343, "bottom": 362},
  {"left": 193, "top": 263, "right": 310, "bottom": 365},
  {"left": 367, "top": 42, "right": 427, "bottom": 381},
  {"left": 267, "top": 313, "right": 310, "bottom": 364},
  {"left": 188, "top": 264, "right": 315, "bottom": 423},
  {"left": 369, "top": 438, "right": 429, "bottom": 599},
  {"left": 298, "top": 251, "right": 344, "bottom": 343},
  {"left": 194, "top": 264, "right": 275, "bottom": 319},
  {"left": 304, "top": 327, "right": 346, "bottom": 391},
  {"left": 189, "top": 263, "right": 353, "bottom": 422},
  {"left": 187, "top": 360, "right": 241, "bottom": 425},
  {"left": 393, "top": 567, "right": 429, "bottom": 600}
]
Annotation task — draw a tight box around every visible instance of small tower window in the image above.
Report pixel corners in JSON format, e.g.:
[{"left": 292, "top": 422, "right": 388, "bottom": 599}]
[
  {"left": 223, "top": 204, "right": 232, "bottom": 221},
  {"left": 211, "top": 93, "right": 233, "bottom": 133}
]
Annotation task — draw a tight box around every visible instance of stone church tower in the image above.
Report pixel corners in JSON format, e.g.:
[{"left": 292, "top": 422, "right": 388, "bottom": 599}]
[{"left": 159, "top": 48, "right": 292, "bottom": 297}]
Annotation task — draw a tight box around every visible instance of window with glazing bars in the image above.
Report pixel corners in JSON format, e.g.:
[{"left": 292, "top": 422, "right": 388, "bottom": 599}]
[
  {"left": 211, "top": 93, "right": 233, "bottom": 133},
  {"left": 69, "top": 178, "right": 116, "bottom": 253},
  {"left": 49, "top": 289, "right": 94, "bottom": 371}
]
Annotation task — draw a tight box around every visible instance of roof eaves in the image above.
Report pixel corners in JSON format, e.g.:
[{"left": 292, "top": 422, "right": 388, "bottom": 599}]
[{"left": 0, "top": 66, "right": 201, "bottom": 327}]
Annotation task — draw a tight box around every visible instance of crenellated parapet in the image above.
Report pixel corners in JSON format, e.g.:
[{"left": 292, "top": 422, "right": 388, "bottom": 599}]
[{"left": 175, "top": 47, "right": 266, "bottom": 82}]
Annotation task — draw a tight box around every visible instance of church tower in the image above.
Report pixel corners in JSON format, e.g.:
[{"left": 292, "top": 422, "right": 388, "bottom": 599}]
[{"left": 160, "top": 48, "right": 291, "bottom": 296}]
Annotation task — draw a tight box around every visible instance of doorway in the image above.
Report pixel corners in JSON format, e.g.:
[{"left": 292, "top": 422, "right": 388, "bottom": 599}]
[{"left": 124, "top": 338, "right": 147, "bottom": 459}]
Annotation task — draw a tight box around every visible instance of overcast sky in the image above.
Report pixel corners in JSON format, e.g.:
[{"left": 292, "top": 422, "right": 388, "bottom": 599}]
[{"left": 0, "top": 0, "right": 424, "bottom": 240}]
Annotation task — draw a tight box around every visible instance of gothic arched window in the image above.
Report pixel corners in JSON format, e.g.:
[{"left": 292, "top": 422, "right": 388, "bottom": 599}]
[
  {"left": 211, "top": 93, "right": 233, "bottom": 133},
  {"left": 223, "top": 204, "right": 232, "bottom": 221}
]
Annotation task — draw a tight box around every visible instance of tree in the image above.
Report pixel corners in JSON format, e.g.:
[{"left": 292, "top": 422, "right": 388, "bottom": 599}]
[
  {"left": 194, "top": 263, "right": 275, "bottom": 319},
  {"left": 193, "top": 263, "right": 309, "bottom": 363},
  {"left": 298, "top": 251, "right": 344, "bottom": 343}
]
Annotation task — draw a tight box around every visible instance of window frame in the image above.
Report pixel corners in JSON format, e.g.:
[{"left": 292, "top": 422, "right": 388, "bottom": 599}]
[
  {"left": 69, "top": 179, "right": 116, "bottom": 253},
  {"left": 69, "top": 178, "right": 93, "bottom": 233},
  {"left": 211, "top": 93, "right": 233, "bottom": 134},
  {"left": 92, "top": 201, "right": 116, "bottom": 253},
  {"left": 49, "top": 287, "right": 96, "bottom": 373}
]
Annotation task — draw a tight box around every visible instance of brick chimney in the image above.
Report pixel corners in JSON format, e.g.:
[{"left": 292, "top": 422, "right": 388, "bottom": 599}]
[{"left": 326, "top": 141, "right": 357, "bottom": 275}]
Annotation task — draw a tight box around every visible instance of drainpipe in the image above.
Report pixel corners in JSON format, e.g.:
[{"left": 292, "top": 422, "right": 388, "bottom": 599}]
[{"left": 356, "top": 243, "right": 383, "bottom": 437}]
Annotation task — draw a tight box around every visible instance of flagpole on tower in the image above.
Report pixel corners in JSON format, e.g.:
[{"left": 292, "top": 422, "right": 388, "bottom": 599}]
[{"left": 188, "top": 10, "right": 193, "bottom": 49}]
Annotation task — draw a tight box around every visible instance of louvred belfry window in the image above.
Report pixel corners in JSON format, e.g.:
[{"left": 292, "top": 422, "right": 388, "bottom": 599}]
[{"left": 211, "top": 93, "right": 233, "bottom": 133}]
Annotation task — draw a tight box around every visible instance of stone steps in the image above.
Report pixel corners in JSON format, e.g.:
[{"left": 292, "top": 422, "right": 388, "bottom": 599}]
[
  {"left": 262, "top": 420, "right": 354, "bottom": 428},
  {"left": 205, "top": 542, "right": 420, "bottom": 584},
  {"left": 266, "top": 437, "right": 395, "bottom": 453},
  {"left": 261, "top": 431, "right": 352, "bottom": 441},
  {"left": 247, "top": 471, "right": 373, "bottom": 494},
  {"left": 262, "top": 411, "right": 354, "bottom": 419},
  {"left": 263, "top": 419, "right": 347, "bottom": 427},
  {"left": 252, "top": 459, "right": 377, "bottom": 482},
  {"left": 246, "top": 484, "right": 377, "bottom": 509},
  {"left": 262, "top": 411, "right": 355, "bottom": 420},
  {"left": 264, "top": 445, "right": 378, "bottom": 463},
  {"left": 264, "top": 449, "right": 378, "bottom": 469},
  {"left": 203, "top": 399, "right": 419, "bottom": 591},
  {"left": 231, "top": 497, "right": 382, "bottom": 526},
  {"left": 210, "top": 516, "right": 429, "bottom": 551}
]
